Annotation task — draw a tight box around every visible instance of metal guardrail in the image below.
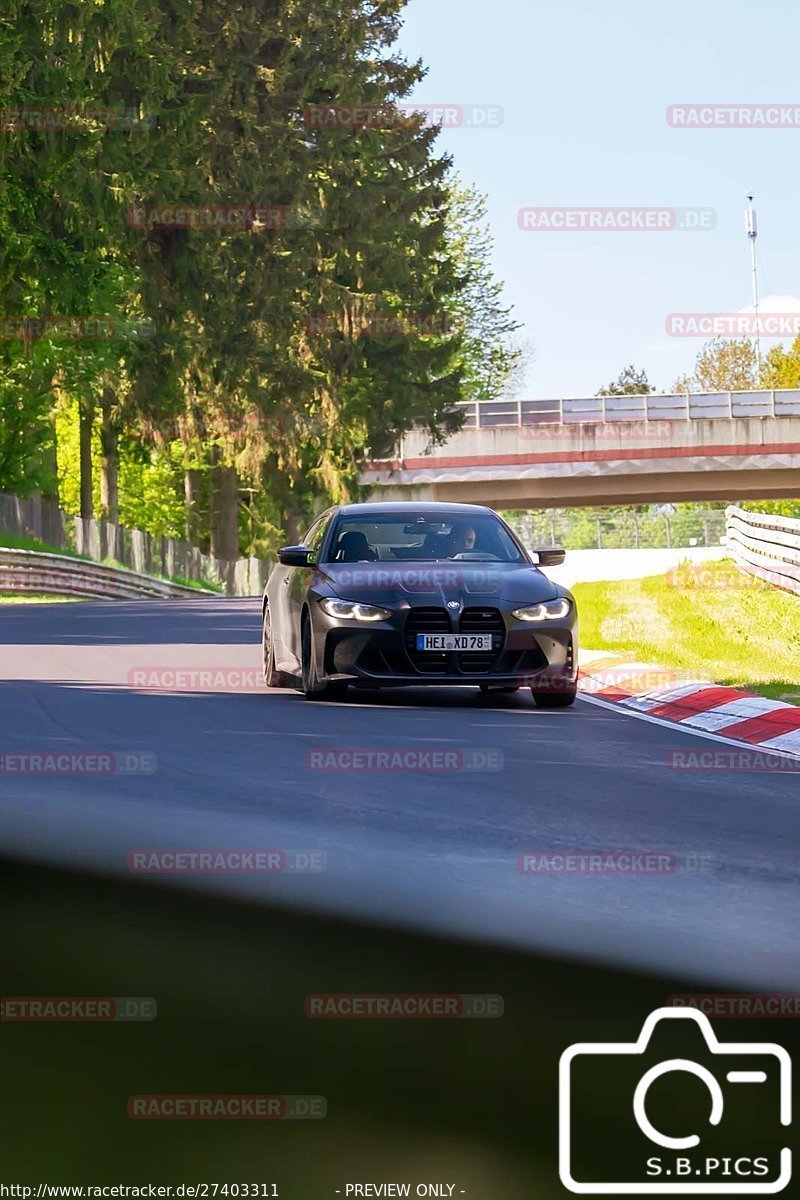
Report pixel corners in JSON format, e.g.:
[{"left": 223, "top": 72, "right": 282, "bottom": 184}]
[
  {"left": 0, "top": 548, "right": 207, "bottom": 600},
  {"left": 725, "top": 505, "right": 800, "bottom": 596},
  {"left": 457, "top": 388, "right": 800, "bottom": 429},
  {"left": 0, "top": 493, "right": 273, "bottom": 597}
]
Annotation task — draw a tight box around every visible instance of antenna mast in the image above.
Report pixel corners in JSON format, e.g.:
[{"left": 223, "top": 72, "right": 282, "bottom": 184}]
[{"left": 745, "top": 193, "right": 761, "bottom": 369}]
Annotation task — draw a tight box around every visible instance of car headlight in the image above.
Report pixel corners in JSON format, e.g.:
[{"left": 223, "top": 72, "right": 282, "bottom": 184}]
[
  {"left": 320, "top": 598, "right": 391, "bottom": 622},
  {"left": 512, "top": 598, "right": 571, "bottom": 622}
]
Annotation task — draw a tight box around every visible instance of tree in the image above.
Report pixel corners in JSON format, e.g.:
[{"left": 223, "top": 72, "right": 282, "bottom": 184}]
[
  {"left": 672, "top": 338, "right": 758, "bottom": 393},
  {"left": 0, "top": 0, "right": 155, "bottom": 513},
  {"left": 2, "top": 0, "right": 519, "bottom": 560},
  {"left": 241, "top": 0, "right": 471, "bottom": 524},
  {"left": 761, "top": 334, "right": 800, "bottom": 389},
  {"left": 0, "top": 346, "right": 57, "bottom": 496},
  {"left": 441, "top": 179, "right": 522, "bottom": 405},
  {"left": 499, "top": 338, "right": 536, "bottom": 398},
  {"left": 672, "top": 371, "right": 695, "bottom": 395},
  {"left": 596, "top": 365, "right": 653, "bottom": 396},
  {"left": 111, "top": 0, "right": 471, "bottom": 547},
  {"left": 696, "top": 338, "right": 759, "bottom": 391}
]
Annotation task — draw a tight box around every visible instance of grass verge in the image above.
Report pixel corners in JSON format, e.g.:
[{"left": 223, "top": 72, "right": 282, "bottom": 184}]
[
  {"left": 572, "top": 557, "right": 800, "bottom": 705},
  {"left": 0, "top": 532, "right": 82, "bottom": 557},
  {"left": 0, "top": 595, "right": 80, "bottom": 604}
]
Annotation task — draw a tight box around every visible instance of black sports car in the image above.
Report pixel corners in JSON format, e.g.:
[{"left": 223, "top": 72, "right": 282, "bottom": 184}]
[{"left": 261, "top": 502, "right": 579, "bottom": 706}]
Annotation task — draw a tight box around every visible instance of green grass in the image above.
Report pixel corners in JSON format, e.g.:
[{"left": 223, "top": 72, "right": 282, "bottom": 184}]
[
  {"left": 0, "top": 532, "right": 223, "bottom": 593},
  {"left": 169, "top": 573, "right": 223, "bottom": 593},
  {"left": 0, "top": 531, "right": 84, "bottom": 557},
  {"left": 0, "top": 595, "right": 80, "bottom": 604},
  {"left": 573, "top": 557, "right": 800, "bottom": 704}
]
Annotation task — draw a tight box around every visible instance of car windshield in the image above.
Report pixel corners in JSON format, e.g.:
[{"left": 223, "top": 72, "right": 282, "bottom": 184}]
[{"left": 326, "top": 512, "right": 525, "bottom": 563}]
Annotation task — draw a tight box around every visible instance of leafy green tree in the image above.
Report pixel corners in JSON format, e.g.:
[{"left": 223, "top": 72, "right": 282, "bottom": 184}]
[
  {"left": 442, "top": 179, "right": 521, "bottom": 405},
  {"left": 279, "top": 0, "right": 468, "bottom": 499},
  {"left": 2, "top": 0, "right": 524, "bottom": 560},
  {"left": 695, "top": 338, "right": 759, "bottom": 390},
  {"left": 560, "top": 509, "right": 602, "bottom": 550},
  {"left": 596, "top": 365, "right": 653, "bottom": 396},
  {"left": 0, "top": 0, "right": 155, "bottom": 512},
  {"left": 106, "top": 0, "right": 471, "bottom": 551},
  {"left": 761, "top": 333, "right": 800, "bottom": 389},
  {"left": 672, "top": 339, "right": 758, "bottom": 393},
  {"left": 0, "top": 346, "right": 57, "bottom": 496}
]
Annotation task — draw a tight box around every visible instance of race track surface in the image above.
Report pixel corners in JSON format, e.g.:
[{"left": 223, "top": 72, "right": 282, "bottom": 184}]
[{"left": 0, "top": 598, "right": 798, "bottom": 988}]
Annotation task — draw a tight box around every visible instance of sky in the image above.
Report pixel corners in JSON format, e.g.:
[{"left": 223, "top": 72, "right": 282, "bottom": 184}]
[{"left": 397, "top": 0, "right": 800, "bottom": 398}]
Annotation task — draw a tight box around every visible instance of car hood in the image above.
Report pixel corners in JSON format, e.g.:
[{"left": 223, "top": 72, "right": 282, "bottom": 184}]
[{"left": 317, "top": 561, "right": 560, "bottom": 606}]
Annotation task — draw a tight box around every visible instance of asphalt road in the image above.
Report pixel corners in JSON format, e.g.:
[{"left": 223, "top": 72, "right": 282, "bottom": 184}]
[{"left": 1, "top": 597, "right": 798, "bottom": 989}]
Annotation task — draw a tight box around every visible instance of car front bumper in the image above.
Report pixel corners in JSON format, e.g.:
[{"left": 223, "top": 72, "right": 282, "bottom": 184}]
[{"left": 311, "top": 602, "right": 578, "bottom": 689}]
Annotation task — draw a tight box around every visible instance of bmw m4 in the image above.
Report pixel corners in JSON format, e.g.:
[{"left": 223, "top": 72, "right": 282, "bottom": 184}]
[{"left": 262, "top": 502, "right": 578, "bottom": 705}]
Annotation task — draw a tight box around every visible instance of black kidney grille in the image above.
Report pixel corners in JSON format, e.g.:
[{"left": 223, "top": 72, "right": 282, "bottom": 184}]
[
  {"left": 405, "top": 606, "right": 450, "bottom": 673},
  {"left": 404, "top": 606, "right": 506, "bottom": 675},
  {"left": 458, "top": 607, "right": 505, "bottom": 673}
]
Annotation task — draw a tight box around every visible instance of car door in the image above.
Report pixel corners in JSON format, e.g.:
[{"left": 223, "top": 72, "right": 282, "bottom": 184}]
[
  {"left": 284, "top": 509, "right": 335, "bottom": 668},
  {"left": 267, "top": 550, "right": 293, "bottom": 673},
  {"left": 269, "top": 513, "right": 323, "bottom": 673}
]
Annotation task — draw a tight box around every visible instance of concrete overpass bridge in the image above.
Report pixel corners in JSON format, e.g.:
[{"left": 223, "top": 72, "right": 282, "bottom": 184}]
[{"left": 362, "top": 389, "right": 800, "bottom": 508}]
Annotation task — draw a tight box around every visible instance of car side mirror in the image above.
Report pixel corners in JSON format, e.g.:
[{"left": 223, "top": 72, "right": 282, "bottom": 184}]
[
  {"left": 278, "top": 545, "right": 316, "bottom": 567},
  {"left": 534, "top": 547, "right": 565, "bottom": 567}
]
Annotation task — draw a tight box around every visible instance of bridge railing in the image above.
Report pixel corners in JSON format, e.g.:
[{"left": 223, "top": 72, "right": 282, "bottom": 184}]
[
  {"left": 456, "top": 388, "right": 800, "bottom": 428},
  {"left": 725, "top": 505, "right": 800, "bottom": 596}
]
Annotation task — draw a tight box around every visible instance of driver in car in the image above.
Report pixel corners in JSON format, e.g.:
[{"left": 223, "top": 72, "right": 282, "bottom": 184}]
[{"left": 449, "top": 524, "right": 477, "bottom": 554}]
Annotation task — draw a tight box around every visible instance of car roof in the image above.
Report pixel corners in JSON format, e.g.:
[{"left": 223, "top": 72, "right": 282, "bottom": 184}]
[{"left": 335, "top": 501, "right": 496, "bottom": 517}]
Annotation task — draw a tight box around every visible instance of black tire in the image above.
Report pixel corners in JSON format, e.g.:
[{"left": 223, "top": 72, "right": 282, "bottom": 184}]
[
  {"left": 301, "top": 616, "right": 348, "bottom": 702},
  {"left": 261, "top": 605, "right": 286, "bottom": 688},
  {"left": 531, "top": 687, "right": 577, "bottom": 708}
]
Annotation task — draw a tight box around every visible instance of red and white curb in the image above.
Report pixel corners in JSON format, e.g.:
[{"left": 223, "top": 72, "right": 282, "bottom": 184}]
[{"left": 577, "top": 661, "right": 800, "bottom": 758}]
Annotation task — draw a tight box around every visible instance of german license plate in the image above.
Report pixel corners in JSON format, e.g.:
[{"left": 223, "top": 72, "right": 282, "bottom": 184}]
[{"left": 416, "top": 633, "right": 493, "bottom": 651}]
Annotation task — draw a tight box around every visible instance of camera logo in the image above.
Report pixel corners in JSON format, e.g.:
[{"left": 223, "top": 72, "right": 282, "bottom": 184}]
[{"left": 559, "top": 1007, "right": 791, "bottom": 1194}]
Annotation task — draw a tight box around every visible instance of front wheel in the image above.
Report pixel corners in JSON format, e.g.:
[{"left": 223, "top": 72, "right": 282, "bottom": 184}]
[
  {"left": 531, "top": 686, "right": 577, "bottom": 708},
  {"left": 301, "top": 617, "right": 348, "bottom": 702},
  {"left": 262, "top": 605, "right": 286, "bottom": 688}
]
